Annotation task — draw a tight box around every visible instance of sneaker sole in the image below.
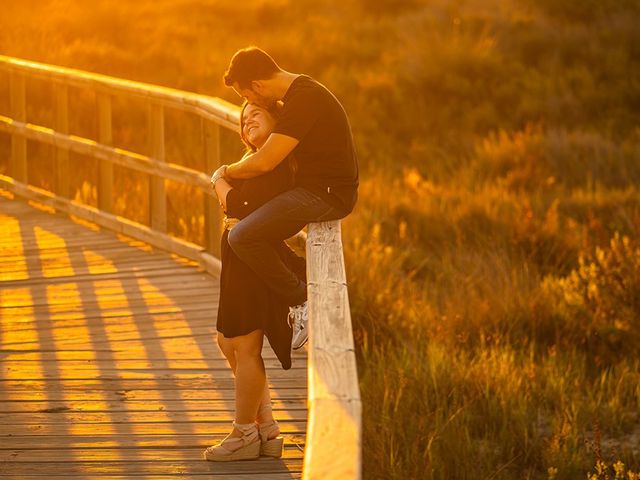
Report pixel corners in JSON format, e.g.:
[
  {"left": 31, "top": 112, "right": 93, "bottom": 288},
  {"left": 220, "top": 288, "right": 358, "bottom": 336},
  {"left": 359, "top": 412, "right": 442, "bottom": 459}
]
[{"left": 292, "top": 336, "right": 308, "bottom": 350}]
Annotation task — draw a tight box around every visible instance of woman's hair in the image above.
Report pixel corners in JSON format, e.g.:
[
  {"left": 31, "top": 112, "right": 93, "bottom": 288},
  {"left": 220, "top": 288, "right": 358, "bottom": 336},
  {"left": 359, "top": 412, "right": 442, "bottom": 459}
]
[{"left": 239, "top": 101, "right": 297, "bottom": 175}]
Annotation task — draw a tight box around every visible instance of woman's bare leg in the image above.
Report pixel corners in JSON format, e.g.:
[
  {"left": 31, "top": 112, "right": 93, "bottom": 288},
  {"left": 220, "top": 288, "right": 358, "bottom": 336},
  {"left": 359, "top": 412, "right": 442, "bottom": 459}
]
[
  {"left": 217, "top": 331, "right": 277, "bottom": 439},
  {"left": 229, "top": 329, "right": 265, "bottom": 425},
  {"left": 256, "top": 380, "right": 274, "bottom": 423},
  {"left": 219, "top": 331, "right": 269, "bottom": 424},
  {"left": 217, "top": 332, "right": 237, "bottom": 373}
]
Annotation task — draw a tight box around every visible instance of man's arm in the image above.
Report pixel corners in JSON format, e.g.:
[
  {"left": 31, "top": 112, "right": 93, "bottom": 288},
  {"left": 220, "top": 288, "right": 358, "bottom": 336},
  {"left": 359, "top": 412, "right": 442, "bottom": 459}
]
[{"left": 226, "top": 133, "right": 299, "bottom": 179}]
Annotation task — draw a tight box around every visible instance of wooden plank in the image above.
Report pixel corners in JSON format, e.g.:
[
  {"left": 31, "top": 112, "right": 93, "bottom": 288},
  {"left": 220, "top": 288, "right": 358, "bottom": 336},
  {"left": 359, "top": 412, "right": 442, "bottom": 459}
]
[
  {"left": 0, "top": 359, "right": 299, "bottom": 371},
  {"left": 0, "top": 308, "right": 219, "bottom": 328},
  {"left": 0, "top": 306, "right": 218, "bottom": 327},
  {"left": 0, "top": 262, "right": 204, "bottom": 283},
  {"left": 3, "top": 303, "right": 215, "bottom": 328},
  {"left": 0, "top": 398, "right": 305, "bottom": 413},
  {"left": 0, "top": 366, "right": 305, "bottom": 380},
  {"left": 0, "top": 420, "right": 307, "bottom": 436},
  {"left": 0, "top": 410, "right": 307, "bottom": 425},
  {"left": 0, "top": 459, "right": 303, "bottom": 475},
  {"left": 0, "top": 289, "right": 218, "bottom": 309},
  {"left": 0, "top": 475, "right": 301, "bottom": 480},
  {"left": 0, "top": 393, "right": 307, "bottom": 405},
  {"left": 0, "top": 433, "right": 305, "bottom": 450},
  {"left": 0, "top": 266, "right": 212, "bottom": 288},
  {"left": 0, "top": 356, "right": 301, "bottom": 371},
  {"left": 0, "top": 281, "right": 216, "bottom": 303},
  {"left": 0, "top": 474, "right": 301, "bottom": 480},
  {"left": 0, "top": 251, "right": 200, "bottom": 273},
  {"left": 0, "top": 262, "right": 209, "bottom": 284},
  {"left": 0, "top": 239, "right": 154, "bottom": 256},
  {"left": 0, "top": 373, "right": 305, "bottom": 384},
  {"left": 0, "top": 348, "right": 306, "bottom": 362},
  {"left": 0, "top": 379, "right": 306, "bottom": 391},
  {"left": 97, "top": 93, "right": 113, "bottom": 212},
  {"left": 0, "top": 283, "right": 218, "bottom": 307},
  {"left": 0, "top": 389, "right": 307, "bottom": 403},
  {"left": 0, "top": 371, "right": 305, "bottom": 382},
  {"left": 0, "top": 446, "right": 304, "bottom": 462},
  {"left": 9, "top": 72, "right": 27, "bottom": 182}
]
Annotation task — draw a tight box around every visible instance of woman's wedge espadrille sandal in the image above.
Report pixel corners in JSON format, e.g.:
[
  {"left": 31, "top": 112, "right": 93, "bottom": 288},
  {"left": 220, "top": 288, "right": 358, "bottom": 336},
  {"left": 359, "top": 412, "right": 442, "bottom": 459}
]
[
  {"left": 203, "top": 421, "right": 260, "bottom": 462},
  {"left": 258, "top": 418, "right": 284, "bottom": 457}
]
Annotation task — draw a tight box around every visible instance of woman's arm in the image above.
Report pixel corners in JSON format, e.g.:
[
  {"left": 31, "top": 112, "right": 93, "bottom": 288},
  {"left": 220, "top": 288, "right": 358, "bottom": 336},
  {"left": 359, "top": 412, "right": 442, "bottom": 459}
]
[{"left": 214, "top": 178, "right": 233, "bottom": 211}]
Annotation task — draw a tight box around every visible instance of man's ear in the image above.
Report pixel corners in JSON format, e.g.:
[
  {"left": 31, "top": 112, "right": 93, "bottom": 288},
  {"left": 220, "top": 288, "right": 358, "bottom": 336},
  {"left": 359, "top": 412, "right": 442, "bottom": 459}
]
[{"left": 251, "top": 80, "right": 265, "bottom": 94}]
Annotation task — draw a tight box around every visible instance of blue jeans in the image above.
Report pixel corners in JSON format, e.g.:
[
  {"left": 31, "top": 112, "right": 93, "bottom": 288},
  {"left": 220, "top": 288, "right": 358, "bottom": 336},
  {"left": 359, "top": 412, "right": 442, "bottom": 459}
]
[{"left": 227, "top": 187, "right": 345, "bottom": 306}]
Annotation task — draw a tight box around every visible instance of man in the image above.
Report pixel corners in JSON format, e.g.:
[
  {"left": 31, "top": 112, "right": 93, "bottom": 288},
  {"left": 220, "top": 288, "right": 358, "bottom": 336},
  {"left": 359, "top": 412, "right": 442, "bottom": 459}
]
[{"left": 212, "top": 46, "right": 358, "bottom": 349}]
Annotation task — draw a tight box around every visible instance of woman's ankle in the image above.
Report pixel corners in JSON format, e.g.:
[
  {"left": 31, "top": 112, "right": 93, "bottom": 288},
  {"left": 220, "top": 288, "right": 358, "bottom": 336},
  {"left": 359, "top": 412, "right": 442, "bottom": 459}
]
[
  {"left": 257, "top": 420, "right": 280, "bottom": 441},
  {"left": 256, "top": 402, "right": 274, "bottom": 424},
  {"left": 256, "top": 412, "right": 274, "bottom": 424}
]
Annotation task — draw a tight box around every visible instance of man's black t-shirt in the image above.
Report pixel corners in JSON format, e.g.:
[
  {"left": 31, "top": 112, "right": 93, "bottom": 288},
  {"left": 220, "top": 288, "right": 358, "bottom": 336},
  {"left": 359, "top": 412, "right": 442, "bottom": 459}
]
[{"left": 272, "top": 75, "right": 358, "bottom": 215}]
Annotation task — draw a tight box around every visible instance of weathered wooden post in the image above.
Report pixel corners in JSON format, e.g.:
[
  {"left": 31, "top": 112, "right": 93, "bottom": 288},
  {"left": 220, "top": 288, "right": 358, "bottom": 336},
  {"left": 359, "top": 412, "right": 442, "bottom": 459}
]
[
  {"left": 10, "top": 72, "right": 27, "bottom": 183},
  {"left": 202, "top": 119, "right": 222, "bottom": 256},
  {"left": 97, "top": 93, "right": 113, "bottom": 212},
  {"left": 148, "top": 102, "right": 166, "bottom": 231},
  {"left": 54, "top": 82, "right": 70, "bottom": 198},
  {"left": 304, "top": 221, "right": 362, "bottom": 480}
]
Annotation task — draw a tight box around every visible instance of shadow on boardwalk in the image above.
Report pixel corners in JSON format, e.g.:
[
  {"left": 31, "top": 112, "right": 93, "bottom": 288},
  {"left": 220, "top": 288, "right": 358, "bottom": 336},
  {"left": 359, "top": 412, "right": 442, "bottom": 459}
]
[{"left": 0, "top": 192, "right": 307, "bottom": 479}]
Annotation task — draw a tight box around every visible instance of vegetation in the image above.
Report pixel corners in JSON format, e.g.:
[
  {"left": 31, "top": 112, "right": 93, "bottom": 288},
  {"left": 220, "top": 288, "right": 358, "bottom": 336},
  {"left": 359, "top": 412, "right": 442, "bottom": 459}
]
[{"left": 1, "top": 0, "right": 639, "bottom": 478}]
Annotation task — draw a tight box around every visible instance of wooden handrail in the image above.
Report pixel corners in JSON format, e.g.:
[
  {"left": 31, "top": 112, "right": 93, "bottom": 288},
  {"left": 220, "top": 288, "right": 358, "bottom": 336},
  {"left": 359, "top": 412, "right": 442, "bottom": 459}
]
[
  {"left": 0, "top": 116, "right": 214, "bottom": 192},
  {"left": 0, "top": 54, "right": 240, "bottom": 130},
  {"left": 0, "top": 55, "right": 361, "bottom": 479},
  {"left": 305, "top": 221, "right": 362, "bottom": 480}
]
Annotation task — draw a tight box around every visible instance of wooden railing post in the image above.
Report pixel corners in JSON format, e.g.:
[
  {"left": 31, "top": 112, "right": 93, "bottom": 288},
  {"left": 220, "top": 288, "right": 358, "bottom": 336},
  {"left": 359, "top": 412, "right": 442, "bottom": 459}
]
[
  {"left": 9, "top": 72, "right": 27, "bottom": 182},
  {"left": 202, "top": 119, "right": 222, "bottom": 256},
  {"left": 54, "top": 83, "right": 70, "bottom": 198},
  {"left": 97, "top": 93, "right": 113, "bottom": 212},
  {"left": 304, "top": 221, "right": 362, "bottom": 480},
  {"left": 148, "top": 102, "right": 166, "bottom": 231}
]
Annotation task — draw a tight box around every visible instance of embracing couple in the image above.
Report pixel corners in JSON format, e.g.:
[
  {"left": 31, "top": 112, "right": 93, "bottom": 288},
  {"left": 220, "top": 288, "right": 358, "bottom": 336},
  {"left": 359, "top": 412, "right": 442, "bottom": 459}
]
[{"left": 203, "top": 47, "right": 359, "bottom": 462}]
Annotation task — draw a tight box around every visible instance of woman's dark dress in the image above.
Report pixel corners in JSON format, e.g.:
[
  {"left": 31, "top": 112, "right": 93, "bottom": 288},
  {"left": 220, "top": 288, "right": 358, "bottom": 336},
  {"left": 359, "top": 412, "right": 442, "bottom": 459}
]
[{"left": 216, "top": 160, "right": 306, "bottom": 370}]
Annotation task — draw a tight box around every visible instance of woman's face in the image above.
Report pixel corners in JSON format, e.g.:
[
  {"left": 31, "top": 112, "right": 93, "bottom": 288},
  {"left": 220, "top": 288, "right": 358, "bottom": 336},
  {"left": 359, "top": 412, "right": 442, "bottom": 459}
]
[{"left": 241, "top": 103, "right": 276, "bottom": 150}]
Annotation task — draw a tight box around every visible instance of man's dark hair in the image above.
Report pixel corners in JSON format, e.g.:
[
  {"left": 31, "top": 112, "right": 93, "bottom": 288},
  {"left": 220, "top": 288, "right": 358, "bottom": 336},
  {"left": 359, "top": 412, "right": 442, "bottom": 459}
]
[{"left": 224, "top": 47, "right": 281, "bottom": 89}]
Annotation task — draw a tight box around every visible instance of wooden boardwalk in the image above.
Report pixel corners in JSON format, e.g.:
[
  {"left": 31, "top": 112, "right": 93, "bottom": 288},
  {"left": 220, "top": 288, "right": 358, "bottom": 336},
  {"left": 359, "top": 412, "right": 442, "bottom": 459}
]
[{"left": 0, "top": 193, "right": 307, "bottom": 479}]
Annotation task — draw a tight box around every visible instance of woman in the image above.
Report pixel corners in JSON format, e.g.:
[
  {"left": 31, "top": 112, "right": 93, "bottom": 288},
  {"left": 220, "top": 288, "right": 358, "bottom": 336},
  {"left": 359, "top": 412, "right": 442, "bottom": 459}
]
[{"left": 203, "top": 102, "right": 305, "bottom": 462}]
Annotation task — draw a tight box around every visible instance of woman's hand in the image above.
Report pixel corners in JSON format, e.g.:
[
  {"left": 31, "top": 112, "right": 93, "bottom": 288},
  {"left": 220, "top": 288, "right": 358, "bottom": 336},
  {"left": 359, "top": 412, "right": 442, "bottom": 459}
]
[
  {"left": 211, "top": 165, "right": 232, "bottom": 211},
  {"left": 210, "top": 165, "right": 228, "bottom": 188}
]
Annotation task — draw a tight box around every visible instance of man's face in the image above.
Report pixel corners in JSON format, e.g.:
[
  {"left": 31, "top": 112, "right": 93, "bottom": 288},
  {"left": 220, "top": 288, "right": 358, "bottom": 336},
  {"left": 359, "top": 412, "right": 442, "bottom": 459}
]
[{"left": 232, "top": 82, "right": 274, "bottom": 108}]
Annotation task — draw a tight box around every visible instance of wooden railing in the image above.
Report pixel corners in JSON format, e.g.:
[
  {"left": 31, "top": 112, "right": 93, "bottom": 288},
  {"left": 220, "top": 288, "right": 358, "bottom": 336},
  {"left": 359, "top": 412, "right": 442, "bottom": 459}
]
[
  {"left": 305, "top": 221, "right": 362, "bottom": 479},
  {"left": 0, "top": 54, "right": 240, "bottom": 274},
  {"left": 0, "top": 55, "right": 361, "bottom": 479}
]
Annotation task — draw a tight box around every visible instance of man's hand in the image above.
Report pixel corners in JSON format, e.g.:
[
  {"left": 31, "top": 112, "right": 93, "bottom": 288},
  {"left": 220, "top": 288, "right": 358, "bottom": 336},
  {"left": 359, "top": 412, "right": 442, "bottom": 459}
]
[{"left": 226, "top": 133, "right": 299, "bottom": 179}]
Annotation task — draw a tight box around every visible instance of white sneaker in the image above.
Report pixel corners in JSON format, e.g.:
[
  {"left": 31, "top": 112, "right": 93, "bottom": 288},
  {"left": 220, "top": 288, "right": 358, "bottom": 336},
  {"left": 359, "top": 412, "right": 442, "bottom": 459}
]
[{"left": 289, "top": 301, "right": 308, "bottom": 350}]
